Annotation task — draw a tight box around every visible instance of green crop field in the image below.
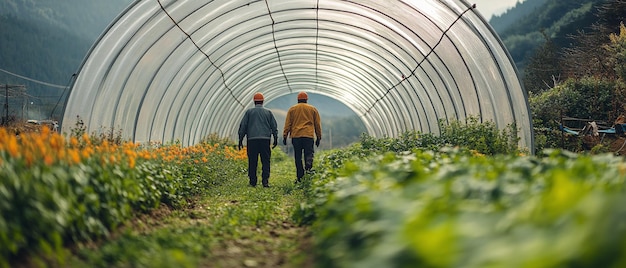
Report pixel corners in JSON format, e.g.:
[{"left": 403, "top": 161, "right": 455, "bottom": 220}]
[{"left": 2, "top": 121, "right": 625, "bottom": 268}]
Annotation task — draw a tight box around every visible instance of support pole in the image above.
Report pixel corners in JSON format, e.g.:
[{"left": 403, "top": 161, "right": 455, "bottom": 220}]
[{"left": 4, "top": 84, "right": 8, "bottom": 125}]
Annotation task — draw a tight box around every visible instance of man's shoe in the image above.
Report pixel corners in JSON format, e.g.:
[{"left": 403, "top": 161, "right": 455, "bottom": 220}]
[
  {"left": 249, "top": 183, "right": 257, "bottom": 187},
  {"left": 263, "top": 184, "right": 270, "bottom": 188}
]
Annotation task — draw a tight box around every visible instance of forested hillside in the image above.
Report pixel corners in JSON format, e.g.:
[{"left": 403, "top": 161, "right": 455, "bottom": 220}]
[
  {"left": 491, "top": 0, "right": 602, "bottom": 73},
  {"left": 0, "top": 0, "right": 132, "bottom": 41},
  {"left": 489, "top": 0, "right": 549, "bottom": 33},
  {"left": 0, "top": 14, "right": 87, "bottom": 85},
  {"left": 0, "top": 0, "right": 131, "bottom": 120}
]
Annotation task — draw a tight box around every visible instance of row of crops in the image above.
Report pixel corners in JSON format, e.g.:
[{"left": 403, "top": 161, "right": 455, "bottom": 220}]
[
  {"left": 295, "top": 130, "right": 626, "bottom": 267},
  {"left": 3, "top": 117, "right": 626, "bottom": 267},
  {"left": 0, "top": 127, "right": 246, "bottom": 267}
]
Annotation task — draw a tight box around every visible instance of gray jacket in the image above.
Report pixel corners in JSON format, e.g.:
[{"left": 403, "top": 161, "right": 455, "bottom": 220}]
[{"left": 238, "top": 104, "right": 278, "bottom": 142}]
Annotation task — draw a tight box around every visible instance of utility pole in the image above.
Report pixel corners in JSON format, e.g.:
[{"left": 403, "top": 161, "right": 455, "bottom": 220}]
[
  {"left": 4, "top": 84, "right": 7, "bottom": 125},
  {"left": 1, "top": 84, "right": 26, "bottom": 125}
]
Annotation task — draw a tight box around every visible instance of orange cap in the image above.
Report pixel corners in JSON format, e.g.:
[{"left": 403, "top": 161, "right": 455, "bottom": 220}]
[
  {"left": 253, "top": 92, "right": 264, "bottom": 101},
  {"left": 297, "top": 91, "right": 308, "bottom": 100}
]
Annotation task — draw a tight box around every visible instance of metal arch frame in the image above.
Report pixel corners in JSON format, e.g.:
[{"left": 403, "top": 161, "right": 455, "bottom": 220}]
[
  {"left": 153, "top": 1, "right": 467, "bottom": 139},
  {"left": 344, "top": 2, "right": 470, "bottom": 132},
  {"left": 197, "top": 12, "right": 416, "bottom": 136},
  {"left": 332, "top": 1, "right": 476, "bottom": 134},
  {"left": 61, "top": 0, "right": 534, "bottom": 152},
  {"left": 466, "top": 2, "right": 534, "bottom": 140}
]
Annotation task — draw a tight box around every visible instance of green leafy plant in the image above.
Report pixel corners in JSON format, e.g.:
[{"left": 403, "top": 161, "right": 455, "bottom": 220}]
[
  {"left": 0, "top": 130, "right": 246, "bottom": 267},
  {"left": 299, "top": 147, "right": 626, "bottom": 268}
]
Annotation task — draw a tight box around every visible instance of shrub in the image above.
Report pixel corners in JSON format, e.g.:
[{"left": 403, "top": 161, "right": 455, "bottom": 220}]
[
  {"left": 358, "top": 117, "right": 520, "bottom": 156},
  {"left": 530, "top": 77, "right": 626, "bottom": 129}
]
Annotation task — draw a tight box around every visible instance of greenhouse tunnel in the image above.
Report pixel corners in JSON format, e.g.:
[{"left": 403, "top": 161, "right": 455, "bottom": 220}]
[{"left": 61, "top": 0, "right": 534, "bottom": 151}]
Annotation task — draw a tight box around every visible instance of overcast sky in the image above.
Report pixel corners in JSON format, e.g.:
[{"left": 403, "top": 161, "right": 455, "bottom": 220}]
[{"left": 470, "top": 0, "right": 524, "bottom": 19}]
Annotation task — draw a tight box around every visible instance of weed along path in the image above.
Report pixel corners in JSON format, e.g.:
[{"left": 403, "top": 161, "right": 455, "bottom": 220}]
[{"left": 68, "top": 157, "right": 314, "bottom": 268}]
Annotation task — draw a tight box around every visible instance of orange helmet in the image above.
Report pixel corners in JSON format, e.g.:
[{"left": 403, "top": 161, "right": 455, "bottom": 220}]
[
  {"left": 253, "top": 92, "right": 264, "bottom": 102},
  {"left": 297, "top": 91, "right": 308, "bottom": 100}
]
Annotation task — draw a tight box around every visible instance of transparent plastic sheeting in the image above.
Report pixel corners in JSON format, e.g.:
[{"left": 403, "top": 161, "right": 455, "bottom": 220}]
[{"left": 62, "top": 0, "right": 534, "bottom": 151}]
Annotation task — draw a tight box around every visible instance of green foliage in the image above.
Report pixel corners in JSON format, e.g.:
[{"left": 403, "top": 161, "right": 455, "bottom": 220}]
[
  {"left": 590, "top": 143, "right": 610, "bottom": 154},
  {"left": 530, "top": 77, "right": 626, "bottom": 128},
  {"left": 533, "top": 128, "right": 582, "bottom": 153},
  {"left": 529, "top": 76, "right": 626, "bottom": 152},
  {"left": 199, "top": 133, "right": 236, "bottom": 147},
  {"left": 0, "top": 155, "right": 173, "bottom": 266},
  {"left": 357, "top": 117, "right": 520, "bottom": 156},
  {"left": 300, "top": 148, "right": 626, "bottom": 267},
  {"left": 0, "top": 143, "right": 246, "bottom": 267},
  {"left": 606, "top": 22, "right": 626, "bottom": 81},
  {"left": 501, "top": 32, "right": 544, "bottom": 70},
  {"left": 438, "top": 117, "right": 520, "bottom": 155},
  {"left": 271, "top": 146, "right": 289, "bottom": 162},
  {"left": 69, "top": 158, "right": 307, "bottom": 268},
  {"left": 71, "top": 227, "right": 203, "bottom": 268},
  {"left": 293, "top": 118, "right": 522, "bottom": 227}
]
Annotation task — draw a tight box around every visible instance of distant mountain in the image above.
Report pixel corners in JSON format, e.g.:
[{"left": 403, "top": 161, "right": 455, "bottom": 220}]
[
  {"left": 0, "top": 0, "right": 132, "bottom": 119},
  {"left": 266, "top": 93, "right": 357, "bottom": 119},
  {"left": 489, "top": 0, "right": 550, "bottom": 33},
  {"left": 0, "top": 0, "right": 132, "bottom": 41},
  {"left": 489, "top": 0, "right": 604, "bottom": 73}
]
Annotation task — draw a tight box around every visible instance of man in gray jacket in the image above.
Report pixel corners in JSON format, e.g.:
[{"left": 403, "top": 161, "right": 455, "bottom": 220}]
[{"left": 238, "top": 92, "right": 278, "bottom": 187}]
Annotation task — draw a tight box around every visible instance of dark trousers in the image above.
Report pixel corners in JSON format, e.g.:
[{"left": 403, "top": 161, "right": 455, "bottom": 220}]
[
  {"left": 292, "top": 137, "right": 314, "bottom": 180},
  {"left": 247, "top": 139, "right": 271, "bottom": 186}
]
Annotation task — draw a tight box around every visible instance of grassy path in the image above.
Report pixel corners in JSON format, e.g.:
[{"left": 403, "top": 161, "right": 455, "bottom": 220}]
[{"left": 67, "top": 157, "right": 314, "bottom": 268}]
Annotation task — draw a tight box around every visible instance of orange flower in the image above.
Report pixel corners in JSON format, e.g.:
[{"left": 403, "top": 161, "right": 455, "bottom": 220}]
[
  {"left": 44, "top": 155, "right": 54, "bottom": 166},
  {"left": 68, "top": 149, "right": 81, "bottom": 164},
  {"left": 24, "top": 152, "right": 34, "bottom": 167},
  {"left": 6, "top": 135, "right": 19, "bottom": 158},
  {"left": 129, "top": 156, "right": 136, "bottom": 169},
  {"left": 70, "top": 137, "right": 79, "bottom": 148}
]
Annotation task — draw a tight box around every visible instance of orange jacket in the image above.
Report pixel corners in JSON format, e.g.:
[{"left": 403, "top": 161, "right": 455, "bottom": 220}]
[{"left": 283, "top": 103, "right": 322, "bottom": 139}]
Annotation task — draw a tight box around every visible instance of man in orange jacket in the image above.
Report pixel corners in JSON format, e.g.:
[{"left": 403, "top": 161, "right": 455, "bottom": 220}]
[{"left": 283, "top": 91, "right": 322, "bottom": 183}]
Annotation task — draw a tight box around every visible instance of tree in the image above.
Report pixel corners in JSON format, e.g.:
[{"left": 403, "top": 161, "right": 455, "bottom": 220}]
[
  {"left": 561, "top": 0, "right": 626, "bottom": 79},
  {"left": 605, "top": 22, "right": 626, "bottom": 81},
  {"left": 523, "top": 31, "right": 563, "bottom": 94}
]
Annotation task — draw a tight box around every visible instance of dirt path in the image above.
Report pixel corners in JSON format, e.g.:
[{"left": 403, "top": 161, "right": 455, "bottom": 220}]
[
  {"left": 193, "top": 161, "right": 314, "bottom": 268},
  {"left": 68, "top": 159, "right": 315, "bottom": 268}
]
